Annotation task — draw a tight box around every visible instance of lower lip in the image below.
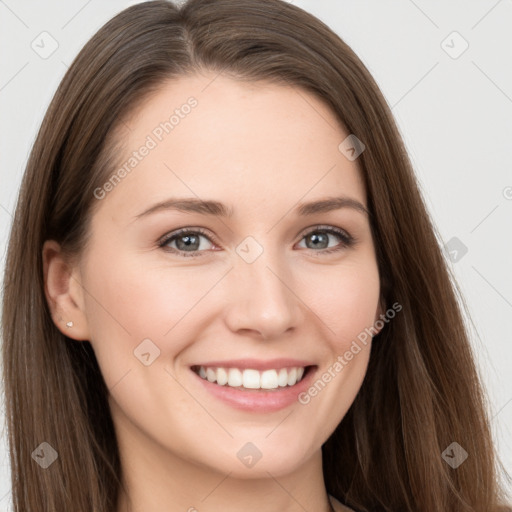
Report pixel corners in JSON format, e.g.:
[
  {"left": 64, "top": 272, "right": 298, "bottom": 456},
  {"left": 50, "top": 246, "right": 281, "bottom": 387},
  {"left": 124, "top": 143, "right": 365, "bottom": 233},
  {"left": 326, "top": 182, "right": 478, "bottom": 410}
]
[{"left": 191, "top": 367, "right": 317, "bottom": 413}]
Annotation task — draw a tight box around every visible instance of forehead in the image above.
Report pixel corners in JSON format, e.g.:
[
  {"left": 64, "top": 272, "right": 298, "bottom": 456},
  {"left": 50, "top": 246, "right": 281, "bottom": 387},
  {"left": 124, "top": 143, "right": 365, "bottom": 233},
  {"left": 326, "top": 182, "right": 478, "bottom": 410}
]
[{"left": 99, "top": 72, "right": 366, "bottom": 219}]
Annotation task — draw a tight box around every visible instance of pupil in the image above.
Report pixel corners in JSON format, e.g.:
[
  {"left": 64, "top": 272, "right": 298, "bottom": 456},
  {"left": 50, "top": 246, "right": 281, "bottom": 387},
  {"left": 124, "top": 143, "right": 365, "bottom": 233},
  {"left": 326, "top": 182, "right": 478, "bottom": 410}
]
[
  {"left": 309, "top": 232, "right": 327, "bottom": 249},
  {"left": 178, "top": 234, "right": 198, "bottom": 250}
]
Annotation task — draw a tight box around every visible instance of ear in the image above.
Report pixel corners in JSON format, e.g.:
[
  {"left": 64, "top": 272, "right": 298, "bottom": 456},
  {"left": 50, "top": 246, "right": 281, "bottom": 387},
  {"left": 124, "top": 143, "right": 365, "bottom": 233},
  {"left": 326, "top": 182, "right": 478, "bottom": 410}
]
[{"left": 42, "top": 240, "right": 90, "bottom": 341}]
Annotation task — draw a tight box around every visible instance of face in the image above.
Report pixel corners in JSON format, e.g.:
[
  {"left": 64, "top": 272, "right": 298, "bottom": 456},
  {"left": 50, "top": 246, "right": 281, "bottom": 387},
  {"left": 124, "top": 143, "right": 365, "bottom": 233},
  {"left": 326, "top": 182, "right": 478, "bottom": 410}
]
[{"left": 46, "top": 73, "right": 382, "bottom": 485}]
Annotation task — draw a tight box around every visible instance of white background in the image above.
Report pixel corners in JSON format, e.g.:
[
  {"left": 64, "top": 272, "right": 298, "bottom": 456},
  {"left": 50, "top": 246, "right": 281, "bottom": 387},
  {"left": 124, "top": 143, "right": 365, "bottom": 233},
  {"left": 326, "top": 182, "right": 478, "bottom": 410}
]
[{"left": 0, "top": 0, "right": 511, "bottom": 508}]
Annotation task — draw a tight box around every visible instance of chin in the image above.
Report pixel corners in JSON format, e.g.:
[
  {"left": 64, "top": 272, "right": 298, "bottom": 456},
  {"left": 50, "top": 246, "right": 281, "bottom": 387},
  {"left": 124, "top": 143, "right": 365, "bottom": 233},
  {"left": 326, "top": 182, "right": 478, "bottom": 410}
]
[{"left": 196, "top": 437, "right": 318, "bottom": 479}]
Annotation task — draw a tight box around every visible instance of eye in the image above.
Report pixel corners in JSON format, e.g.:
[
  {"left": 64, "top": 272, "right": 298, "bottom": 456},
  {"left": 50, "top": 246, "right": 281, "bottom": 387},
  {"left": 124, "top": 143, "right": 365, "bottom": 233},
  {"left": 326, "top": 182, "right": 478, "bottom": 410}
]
[
  {"left": 296, "top": 225, "right": 356, "bottom": 255},
  {"left": 158, "top": 227, "right": 215, "bottom": 257},
  {"left": 158, "top": 225, "right": 356, "bottom": 258}
]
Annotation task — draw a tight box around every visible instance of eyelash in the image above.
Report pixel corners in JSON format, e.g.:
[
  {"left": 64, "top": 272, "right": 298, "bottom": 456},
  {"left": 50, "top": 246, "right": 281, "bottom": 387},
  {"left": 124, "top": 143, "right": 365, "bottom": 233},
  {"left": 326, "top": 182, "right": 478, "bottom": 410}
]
[{"left": 158, "top": 225, "right": 357, "bottom": 258}]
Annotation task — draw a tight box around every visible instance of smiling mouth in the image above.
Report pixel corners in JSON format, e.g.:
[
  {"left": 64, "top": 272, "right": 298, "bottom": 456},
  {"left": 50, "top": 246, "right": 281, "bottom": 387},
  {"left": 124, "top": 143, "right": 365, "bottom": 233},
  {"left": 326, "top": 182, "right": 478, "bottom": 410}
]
[{"left": 190, "top": 365, "right": 315, "bottom": 391}]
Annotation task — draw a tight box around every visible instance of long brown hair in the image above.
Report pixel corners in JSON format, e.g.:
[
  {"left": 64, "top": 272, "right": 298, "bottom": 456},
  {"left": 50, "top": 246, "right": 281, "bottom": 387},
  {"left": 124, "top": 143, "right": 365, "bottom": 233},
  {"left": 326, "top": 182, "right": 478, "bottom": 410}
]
[{"left": 2, "top": 0, "right": 510, "bottom": 510}]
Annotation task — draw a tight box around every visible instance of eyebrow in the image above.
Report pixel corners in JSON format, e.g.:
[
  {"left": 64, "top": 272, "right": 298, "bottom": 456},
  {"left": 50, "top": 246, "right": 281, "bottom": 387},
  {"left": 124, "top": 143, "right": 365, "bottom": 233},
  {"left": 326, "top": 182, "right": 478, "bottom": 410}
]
[{"left": 133, "top": 195, "right": 370, "bottom": 220}]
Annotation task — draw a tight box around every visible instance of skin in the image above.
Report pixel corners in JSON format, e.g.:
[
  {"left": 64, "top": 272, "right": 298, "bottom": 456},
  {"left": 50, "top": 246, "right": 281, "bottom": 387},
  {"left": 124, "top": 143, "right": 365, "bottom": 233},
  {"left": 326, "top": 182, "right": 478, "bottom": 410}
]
[{"left": 43, "top": 72, "right": 383, "bottom": 512}]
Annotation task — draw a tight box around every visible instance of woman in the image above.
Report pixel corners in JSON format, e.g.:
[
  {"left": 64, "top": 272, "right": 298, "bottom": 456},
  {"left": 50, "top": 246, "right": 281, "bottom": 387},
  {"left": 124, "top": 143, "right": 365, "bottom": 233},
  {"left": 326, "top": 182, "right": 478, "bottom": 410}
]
[{"left": 1, "top": 0, "right": 510, "bottom": 511}]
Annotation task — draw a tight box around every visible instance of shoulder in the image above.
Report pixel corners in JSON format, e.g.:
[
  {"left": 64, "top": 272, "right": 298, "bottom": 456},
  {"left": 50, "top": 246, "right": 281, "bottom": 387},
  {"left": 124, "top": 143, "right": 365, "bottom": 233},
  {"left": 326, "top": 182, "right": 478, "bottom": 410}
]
[{"left": 329, "top": 494, "right": 356, "bottom": 512}]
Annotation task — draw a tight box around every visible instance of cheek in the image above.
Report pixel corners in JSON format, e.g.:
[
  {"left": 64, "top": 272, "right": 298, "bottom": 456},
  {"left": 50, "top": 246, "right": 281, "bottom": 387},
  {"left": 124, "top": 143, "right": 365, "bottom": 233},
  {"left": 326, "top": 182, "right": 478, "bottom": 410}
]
[
  {"left": 79, "top": 254, "right": 174, "bottom": 384},
  {"left": 302, "top": 258, "right": 381, "bottom": 347},
  {"left": 80, "top": 249, "right": 227, "bottom": 386},
  {"left": 81, "top": 236, "right": 380, "bottom": 390},
  {"left": 83, "top": 250, "right": 204, "bottom": 336},
  {"left": 297, "top": 262, "right": 379, "bottom": 433}
]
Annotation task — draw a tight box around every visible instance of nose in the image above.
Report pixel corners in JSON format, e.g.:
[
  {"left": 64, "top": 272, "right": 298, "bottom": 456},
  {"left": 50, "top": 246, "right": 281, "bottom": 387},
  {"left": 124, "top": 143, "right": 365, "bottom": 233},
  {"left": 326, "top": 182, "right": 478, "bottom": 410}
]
[{"left": 223, "top": 248, "right": 304, "bottom": 341}]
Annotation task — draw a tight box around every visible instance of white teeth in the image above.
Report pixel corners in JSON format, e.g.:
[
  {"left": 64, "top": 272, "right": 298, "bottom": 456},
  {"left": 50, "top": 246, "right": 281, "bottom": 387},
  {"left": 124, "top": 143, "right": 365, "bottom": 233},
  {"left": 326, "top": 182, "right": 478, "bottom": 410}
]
[
  {"left": 195, "top": 365, "right": 307, "bottom": 389},
  {"left": 216, "top": 367, "right": 228, "bottom": 386},
  {"left": 227, "top": 368, "right": 243, "bottom": 387},
  {"left": 206, "top": 367, "right": 216, "bottom": 383},
  {"left": 260, "top": 369, "right": 278, "bottom": 389},
  {"left": 287, "top": 367, "right": 297, "bottom": 386},
  {"left": 277, "top": 368, "right": 288, "bottom": 387},
  {"left": 243, "top": 369, "right": 260, "bottom": 389}
]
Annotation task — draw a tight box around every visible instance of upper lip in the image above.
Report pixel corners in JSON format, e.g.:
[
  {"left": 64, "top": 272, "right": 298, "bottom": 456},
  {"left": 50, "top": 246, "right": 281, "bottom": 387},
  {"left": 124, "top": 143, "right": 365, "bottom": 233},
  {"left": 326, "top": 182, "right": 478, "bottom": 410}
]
[{"left": 191, "top": 358, "right": 316, "bottom": 371}]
